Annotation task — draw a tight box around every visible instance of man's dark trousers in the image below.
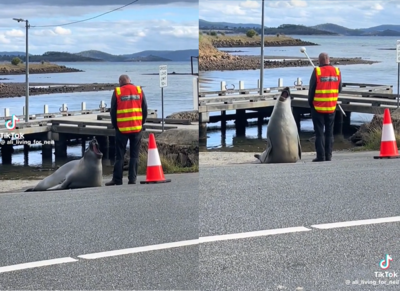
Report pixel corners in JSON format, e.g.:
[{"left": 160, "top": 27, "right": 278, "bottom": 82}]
[
  {"left": 113, "top": 129, "right": 142, "bottom": 184},
  {"left": 311, "top": 108, "right": 336, "bottom": 160}
]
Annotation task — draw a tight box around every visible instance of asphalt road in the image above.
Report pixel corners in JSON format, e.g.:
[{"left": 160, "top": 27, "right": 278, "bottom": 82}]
[
  {"left": 0, "top": 173, "right": 199, "bottom": 290},
  {"left": 199, "top": 151, "right": 400, "bottom": 291}
]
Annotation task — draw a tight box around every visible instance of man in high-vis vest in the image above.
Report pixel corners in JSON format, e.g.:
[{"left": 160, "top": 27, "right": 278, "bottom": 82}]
[
  {"left": 106, "top": 74, "right": 148, "bottom": 186},
  {"left": 308, "top": 52, "right": 342, "bottom": 162}
]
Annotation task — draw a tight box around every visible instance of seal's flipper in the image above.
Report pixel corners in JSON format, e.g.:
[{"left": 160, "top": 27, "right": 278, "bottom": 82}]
[
  {"left": 24, "top": 188, "right": 34, "bottom": 192},
  {"left": 256, "top": 137, "right": 273, "bottom": 163},
  {"left": 297, "top": 134, "right": 302, "bottom": 160},
  {"left": 47, "top": 178, "right": 69, "bottom": 191}
]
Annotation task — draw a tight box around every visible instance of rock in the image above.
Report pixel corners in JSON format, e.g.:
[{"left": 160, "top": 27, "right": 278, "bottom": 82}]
[
  {"left": 350, "top": 109, "right": 400, "bottom": 145},
  {"left": 124, "top": 128, "right": 199, "bottom": 169},
  {"left": 166, "top": 110, "right": 198, "bottom": 122}
]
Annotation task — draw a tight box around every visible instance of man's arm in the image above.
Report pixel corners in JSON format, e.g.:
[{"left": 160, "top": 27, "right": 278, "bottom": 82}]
[
  {"left": 338, "top": 72, "right": 343, "bottom": 93},
  {"left": 308, "top": 69, "right": 316, "bottom": 108},
  {"left": 110, "top": 91, "right": 117, "bottom": 129},
  {"left": 141, "top": 90, "right": 148, "bottom": 125}
]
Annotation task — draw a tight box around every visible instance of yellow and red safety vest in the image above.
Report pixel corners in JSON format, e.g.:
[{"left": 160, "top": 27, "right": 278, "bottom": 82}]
[
  {"left": 115, "top": 84, "right": 143, "bottom": 133},
  {"left": 313, "top": 66, "right": 341, "bottom": 114}
]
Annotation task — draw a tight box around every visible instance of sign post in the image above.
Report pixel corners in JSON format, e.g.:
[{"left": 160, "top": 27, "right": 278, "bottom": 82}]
[
  {"left": 159, "top": 65, "right": 167, "bottom": 132},
  {"left": 397, "top": 40, "right": 400, "bottom": 108}
]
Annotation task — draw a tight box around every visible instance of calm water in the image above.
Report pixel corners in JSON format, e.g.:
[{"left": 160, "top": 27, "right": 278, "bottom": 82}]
[
  {"left": 0, "top": 61, "right": 198, "bottom": 171},
  {"left": 200, "top": 35, "right": 400, "bottom": 150}
]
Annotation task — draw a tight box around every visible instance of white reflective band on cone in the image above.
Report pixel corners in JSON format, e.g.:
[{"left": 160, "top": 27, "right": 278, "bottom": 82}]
[
  {"left": 147, "top": 149, "right": 162, "bottom": 166},
  {"left": 381, "top": 124, "right": 396, "bottom": 142}
]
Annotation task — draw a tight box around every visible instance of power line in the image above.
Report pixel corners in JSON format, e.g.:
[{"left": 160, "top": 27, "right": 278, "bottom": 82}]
[{"left": 30, "top": 0, "right": 139, "bottom": 28}]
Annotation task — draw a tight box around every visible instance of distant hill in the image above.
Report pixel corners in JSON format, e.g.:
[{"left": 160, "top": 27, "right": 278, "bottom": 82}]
[
  {"left": 123, "top": 49, "right": 198, "bottom": 62},
  {"left": 0, "top": 49, "right": 199, "bottom": 62},
  {"left": 199, "top": 19, "right": 261, "bottom": 29},
  {"left": 0, "top": 51, "right": 31, "bottom": 56},
  {"left": 311, "top": 23, "right": 400, "bottom": 36},
  {"left": 200, "top": 19, "right": 400, "bottom": 36},
  {"left": 75, "top": 50, "right": 125, "bottom": 62}
]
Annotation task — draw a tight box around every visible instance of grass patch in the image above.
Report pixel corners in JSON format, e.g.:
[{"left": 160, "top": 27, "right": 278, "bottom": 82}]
[
  {"left": 357, "top": 126, "right": 400, "bottom": 151},
  {"left": 0, "top": 62, "right": 64, "bottom": 71},
  {"left": 137, "top": 152, "right": 198, "bottom": 175},
  {"left": 202, "top": 34, "right": 294, "bottom": 44}
]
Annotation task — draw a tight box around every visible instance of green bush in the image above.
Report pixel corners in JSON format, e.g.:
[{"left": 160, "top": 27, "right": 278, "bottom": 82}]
[
  {"left": 210, "top": 31, "right": 217, "bottom": 36},
  {"left": 11, "top": 57, "right": 21, "bottom": 65},
  {"left": 246, "top": 29, "right": 256, "bottom": 38}
]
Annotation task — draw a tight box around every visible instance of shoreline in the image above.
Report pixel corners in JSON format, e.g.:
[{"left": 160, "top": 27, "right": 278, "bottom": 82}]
[
  {"left": 0, "top": 82, "right": 118, "bottom": 98},
  {"left": 199, "top": 55, "right": 377, "bottom": 71},
  {"left": 199, "top": 35, "right": 378, "bottom": 71},
  {"left": 0, "top": 63, "right": 82, "bottom": 76}
]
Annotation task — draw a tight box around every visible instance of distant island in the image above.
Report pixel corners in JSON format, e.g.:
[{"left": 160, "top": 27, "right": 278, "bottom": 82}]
[
  {"left": 0, "top": 49, "right": 199, "bottom": 62},
  {"left": 200, "top": 19, "right": 400, "bottom": 36}
]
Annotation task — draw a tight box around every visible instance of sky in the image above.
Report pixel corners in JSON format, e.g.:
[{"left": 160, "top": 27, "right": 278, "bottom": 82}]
[
  {"left": 199, "top": 0, "right": 400, "bottom": 29},
  {"left": 0, "top": 0, "right": 198, "bottom": 55}
]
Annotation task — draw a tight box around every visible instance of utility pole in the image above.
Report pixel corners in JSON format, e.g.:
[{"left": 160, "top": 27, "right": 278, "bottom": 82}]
[
  {"left": 13, "top": 18, "right": 29, "bottom": 122},
  {"left": 260, "top": 0, "right": 264, "bottom": 96}
]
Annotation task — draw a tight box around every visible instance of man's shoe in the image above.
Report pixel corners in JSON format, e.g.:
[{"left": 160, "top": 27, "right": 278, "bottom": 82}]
[
  {"left": 312, "top": 158, "right": 325, "bottom": 162},
  {"left": 325, "top": 157, "right": 331, "bottom": 161},
  {"left": 105, "top": 180, "right": 122, "bottom": 186},
  {"left": 128, "top": 180, "right": 136, "bottom": 185}
]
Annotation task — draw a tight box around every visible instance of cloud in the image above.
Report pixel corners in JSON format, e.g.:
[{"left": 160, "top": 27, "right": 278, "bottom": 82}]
[
  {"left": 5, "top": 29, "right": 24, "bottom": 37},
  {"left": 0, "top": 0, "right": 197, "bottom": 6},
  {"left": 0, "top": 2, "right": 197, "bottom": 54},
  {"left": 54, "top": 27, "right": 72, "bottom": 35},
  {"left": 239, "top": 1, "right": 260, "bottom": 9}
]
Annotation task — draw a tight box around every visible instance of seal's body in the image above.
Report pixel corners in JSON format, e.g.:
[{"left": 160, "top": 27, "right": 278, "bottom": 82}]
[
  {"left": 25, "top": 138, "right": 103, "bottom": 191},
  {"left": 255, "top": 87, "right": 302, "bottom": 163}
]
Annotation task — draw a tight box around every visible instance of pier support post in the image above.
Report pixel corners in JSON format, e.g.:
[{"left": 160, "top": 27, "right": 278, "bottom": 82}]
[
  {"left": 257, "top": 116, "right": 264, "bottom": 138},
  {"left": 199, "top": 123, "right": 207, "bottom": 141},
  {"left": 343, "top": 111, "right": 352, "bottom": 134},
  {"left": 54, "top": 134, "right": 67, "bottom": 158},
  {"left": 42, "top": 144, "right": 53, "bottom": 166},
  {"left": 97, "top": 136, "right": 109, "bottom": 157},
  {"left": 1, "top": 138, "right": 13, "bottom": 164},
  {"left": 235, "top": 109, "right": 247, "bottom": 137},
  {"left": 292, "top": 107, "right": 302, "bottom": 132},
  {"left": 23, "top": 144, "right": 29, "bottom": 166},
  {"left": 333, "top": 110, "right": 344, "bottom": 136},
  {"left": 81, "top": 137, "right": 86, "bottom": 155},
  {"left": 42, "top": 144, "right": 53, "bottom": 159},
  {"left": 221, "top": 111, "right": 226, "bottom": 137}
]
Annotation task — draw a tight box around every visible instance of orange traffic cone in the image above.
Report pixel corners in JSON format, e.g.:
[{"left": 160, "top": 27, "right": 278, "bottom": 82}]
[
  {"left": 374, "top": 108, "right": 400, "bottom": 159},
  {"left": 140, "top": 133, "right": 171, "bottom": 184}
]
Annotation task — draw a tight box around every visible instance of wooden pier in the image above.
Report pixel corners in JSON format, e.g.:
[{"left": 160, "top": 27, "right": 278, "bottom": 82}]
[
  {"left": 198, "top": 78, "right": 397, "bottom": 140},
  {"left": 0, "top": 105, "right": 198, "bottom": 165}
]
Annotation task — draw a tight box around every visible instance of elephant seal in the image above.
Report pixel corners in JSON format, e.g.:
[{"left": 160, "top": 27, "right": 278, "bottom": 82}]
[
  {"left": 254, "top": 87, "right": 302, "bottom": 163},
  {"left": 25, "top": 137, "right": 103, "bottom": 191}
]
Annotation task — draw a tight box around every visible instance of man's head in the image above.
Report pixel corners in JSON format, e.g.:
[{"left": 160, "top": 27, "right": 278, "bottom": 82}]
[
  {"left": 318, "top": 53, "right": 330, "bottom": 66},
  {"left": 119, "top": 74, "right": 131, "bottom": 86}
]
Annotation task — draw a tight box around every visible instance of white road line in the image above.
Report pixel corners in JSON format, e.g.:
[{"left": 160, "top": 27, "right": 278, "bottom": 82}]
[
  {"left": 311, "top": 216, "right": 400, "bottom": 229},
  {"left": 78, "top": 239, "right": 199, "bottom": 260},
  {"left": 199, "top": 226, "right": 311, "bottom": 243},
  {"left": 3, "top": 217, "right": 400, "bottom": 273},
  {"left": 0, "top": 257, "right": 78, "bottom": 274}
]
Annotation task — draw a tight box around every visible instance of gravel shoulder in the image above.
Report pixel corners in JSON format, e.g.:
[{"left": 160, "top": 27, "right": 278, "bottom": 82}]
[{"left": 199, "top": 150, "right": 378, "bottom": 166}]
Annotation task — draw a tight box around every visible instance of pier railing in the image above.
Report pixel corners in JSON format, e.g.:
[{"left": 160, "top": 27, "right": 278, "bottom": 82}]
[
  {"left": 198, "top": 78, "right": 397, "bottom": 115},
  {"left": 0, "top": 100, "right": 158, "bottom": 121}
]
